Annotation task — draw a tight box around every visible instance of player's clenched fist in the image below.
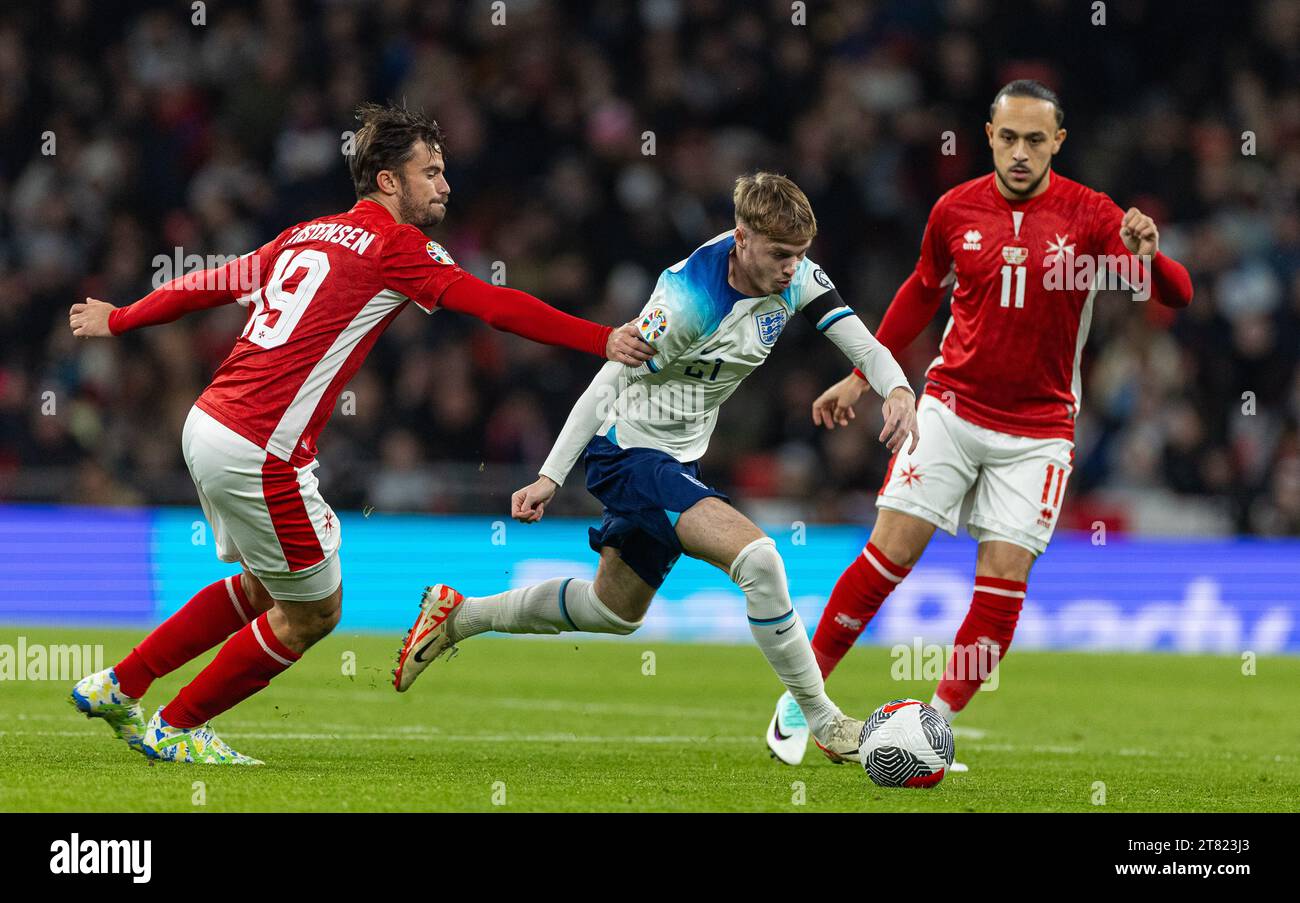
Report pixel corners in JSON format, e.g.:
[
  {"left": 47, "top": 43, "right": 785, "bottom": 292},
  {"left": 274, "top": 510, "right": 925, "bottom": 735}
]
[
  {"left": 69, "top": 297, "right": 116, "bottom": 338},
  {"left": 1119, "top": 207, "right": 1159, "bottom": 257},
  {"left": 879, "top": 386, "right": 920, "bottom": 454},
  {"left": 605, "top": 322, "right": 655, "bottom": 365},
  {"left": 512, "top": 475, "right": 558, "bottom": 523}
]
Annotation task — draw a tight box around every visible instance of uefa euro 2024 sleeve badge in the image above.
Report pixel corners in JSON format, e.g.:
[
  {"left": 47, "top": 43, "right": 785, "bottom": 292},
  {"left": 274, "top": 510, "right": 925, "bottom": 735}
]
[
  {"left": 425, "top": 240, "right": 455, "bottom": 266},
  {"left": 639, "top": 307, "right": 669, "bottom": 345}
]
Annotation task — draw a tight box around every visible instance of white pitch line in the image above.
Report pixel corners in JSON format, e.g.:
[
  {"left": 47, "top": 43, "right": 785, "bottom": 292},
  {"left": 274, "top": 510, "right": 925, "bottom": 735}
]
[
  {"left": 212, "top": 687, "right": 769, "bottom": 720},
  {"left": 2, "top": 709, "right": 991, "bottom": 736},
  {"left": 0, "top": 729, "right": 757, "bottom": 745},
  {"left": 473, "top": 696, "right": 757, "bottom": 721},
  {"left": 5, "top": 729, "right": 1294, "bottom": 764}
]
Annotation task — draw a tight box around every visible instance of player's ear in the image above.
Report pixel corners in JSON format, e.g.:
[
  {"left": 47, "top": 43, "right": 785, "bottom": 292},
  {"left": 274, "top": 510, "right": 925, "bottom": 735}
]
[
  {"left": 375, "top": 168, "right": 398, "bottom": 196},
  {"left": 1053, "top": 129, "right": 1067, "bottom": 153},
  {"left": 984, "top": 122, "right": 994, "bottom": 148}
]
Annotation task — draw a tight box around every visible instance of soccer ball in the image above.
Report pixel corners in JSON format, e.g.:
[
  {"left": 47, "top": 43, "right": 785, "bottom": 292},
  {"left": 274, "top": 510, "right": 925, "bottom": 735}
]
[{"left": 857, "top": 698, "right": 955, "bottom": 788}]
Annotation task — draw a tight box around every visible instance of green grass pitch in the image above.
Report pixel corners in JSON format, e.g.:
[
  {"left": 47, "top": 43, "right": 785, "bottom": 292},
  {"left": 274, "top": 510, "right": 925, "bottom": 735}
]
[{"left": 2, "top": 626, "right": 1297, "bottom": 812}]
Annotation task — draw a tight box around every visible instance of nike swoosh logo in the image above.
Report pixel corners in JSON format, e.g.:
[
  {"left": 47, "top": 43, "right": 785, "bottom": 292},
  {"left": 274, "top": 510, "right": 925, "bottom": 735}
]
[
  {"left": 775, "top": 623, "right": 795, "bottom": 635},
  {"left": 699, "top": 342, "right": 725, "bottom": 355},
  {"left": 773, "top": 719, "right": 792, "bottom": 742},
  {"left": 412, "top": 640, "right": 438, "bottom": 663}
]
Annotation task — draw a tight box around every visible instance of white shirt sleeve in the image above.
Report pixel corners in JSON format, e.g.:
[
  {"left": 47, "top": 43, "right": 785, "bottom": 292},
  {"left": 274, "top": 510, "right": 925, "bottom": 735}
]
[
  {"left": 539, "top": 273, "right": 704, "bottom": 485},
  {"left": 538, "top": 361, "right": 629, "bottom": 486},
  {"left": 822, "top": 314, "right": 912, "bottom": 398}
]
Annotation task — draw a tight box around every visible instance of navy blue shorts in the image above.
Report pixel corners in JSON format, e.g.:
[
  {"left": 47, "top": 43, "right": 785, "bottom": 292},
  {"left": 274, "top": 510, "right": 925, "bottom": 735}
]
[{"left": 583, "top": 433, "right": 729, "bottom": 589}]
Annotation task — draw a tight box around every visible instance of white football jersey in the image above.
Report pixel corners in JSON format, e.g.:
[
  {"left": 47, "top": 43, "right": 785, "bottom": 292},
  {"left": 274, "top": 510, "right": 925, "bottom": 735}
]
[{"left": 597, "top": 231, "right": 845, "bottom": 463}]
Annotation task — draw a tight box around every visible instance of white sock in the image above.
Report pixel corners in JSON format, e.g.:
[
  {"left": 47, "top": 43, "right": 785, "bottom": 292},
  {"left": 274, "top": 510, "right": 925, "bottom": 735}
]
[
  {"left": 732, "top": 537, "right": 840, "bottom": 738},
  {"left": 929, "top": 693, "right": 957, "bottom": 723},
  {"left": 449, "top": 577, "right": 640, "bottom": 642}
]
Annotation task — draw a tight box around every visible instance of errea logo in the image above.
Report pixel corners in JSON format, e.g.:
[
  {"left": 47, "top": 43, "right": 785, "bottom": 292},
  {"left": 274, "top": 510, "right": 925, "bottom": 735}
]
[{"left": 963, "top": 230, "right": 982, "bottom": 251}]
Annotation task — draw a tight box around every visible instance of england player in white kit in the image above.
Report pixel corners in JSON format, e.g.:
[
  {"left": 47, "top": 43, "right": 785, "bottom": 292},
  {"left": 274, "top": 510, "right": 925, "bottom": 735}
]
[{"left": 394, "top": 173, "right": 920, "bottom": 763}]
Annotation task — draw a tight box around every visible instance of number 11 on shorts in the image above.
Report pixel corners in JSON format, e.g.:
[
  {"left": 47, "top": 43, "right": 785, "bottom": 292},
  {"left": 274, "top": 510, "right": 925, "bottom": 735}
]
[{"left": 1041, "top": 462, "right": 1066, "bottom": 508}]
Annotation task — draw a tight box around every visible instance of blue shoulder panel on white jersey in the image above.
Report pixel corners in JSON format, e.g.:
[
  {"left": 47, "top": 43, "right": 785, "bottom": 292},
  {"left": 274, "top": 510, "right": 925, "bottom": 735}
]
[{"left": 661, "top": 233, "right": 747, "bottom": 338}]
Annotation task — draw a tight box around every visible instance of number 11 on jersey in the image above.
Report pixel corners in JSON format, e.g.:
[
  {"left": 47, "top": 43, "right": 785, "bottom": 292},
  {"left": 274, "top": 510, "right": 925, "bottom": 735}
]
[{"left": 1000, "top": 264, "right": 1026, "bottom": 309}]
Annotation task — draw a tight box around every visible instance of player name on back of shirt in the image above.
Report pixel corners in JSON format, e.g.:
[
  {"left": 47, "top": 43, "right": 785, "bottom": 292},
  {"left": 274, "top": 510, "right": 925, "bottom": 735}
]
[{"left": 284, "top": 221, "right": 378, "bottom": 256}]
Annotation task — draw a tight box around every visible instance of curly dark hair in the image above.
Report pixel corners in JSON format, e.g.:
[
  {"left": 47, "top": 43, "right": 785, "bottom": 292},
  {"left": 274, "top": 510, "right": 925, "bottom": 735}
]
[{"left": 348, "top": 102, "right": 447, "bottom": 198}]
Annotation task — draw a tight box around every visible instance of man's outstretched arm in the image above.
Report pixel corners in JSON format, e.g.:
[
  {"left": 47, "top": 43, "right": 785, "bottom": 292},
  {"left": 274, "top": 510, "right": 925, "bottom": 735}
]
[
  {"left": 437, "top": 274, "right": 653, "bottom": 365},
  {"left": 70, "top": 254, "right": 255, "bottom": 338}
]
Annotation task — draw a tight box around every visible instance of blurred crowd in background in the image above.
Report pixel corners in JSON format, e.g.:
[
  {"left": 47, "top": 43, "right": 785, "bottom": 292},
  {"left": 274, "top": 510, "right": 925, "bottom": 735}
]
[{"left": 1, "top": 0, "right": 1298, "bottom": 535}]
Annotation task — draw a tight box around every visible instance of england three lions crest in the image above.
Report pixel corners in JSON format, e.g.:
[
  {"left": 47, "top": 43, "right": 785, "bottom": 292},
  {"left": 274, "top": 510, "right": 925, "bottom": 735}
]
[{"left": 754, "top": 308, "right": 788, "bottom": 346}]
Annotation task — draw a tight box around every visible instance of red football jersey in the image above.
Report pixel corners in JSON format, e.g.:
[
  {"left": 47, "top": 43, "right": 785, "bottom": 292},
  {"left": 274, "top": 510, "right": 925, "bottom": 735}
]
[
  {"left": 195, "top": 199, "right": 466, "bottom": 466},
  {"left": 915, "top": 172, "right": 1138, "bottom": 441}
]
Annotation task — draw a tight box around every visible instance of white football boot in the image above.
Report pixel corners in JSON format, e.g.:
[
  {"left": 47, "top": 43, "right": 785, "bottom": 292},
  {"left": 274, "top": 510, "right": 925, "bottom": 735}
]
[
  {"left": 393, "top": 584, "right": 465, "bottom": 692},
  {"left": 766, "top": 691, "right": 810, "bottom": 765},
  {"left": 69, "top": 667, "right": 148, "bottom": 754},
  {"left": 141, "top": 707, "right": 263, "bottom": 765},
  {"left": 813, "top": 713, "right": 866, "bottom": 764},
  {"left": 929, "top": 697, "right": 968, "bottom": 772}
]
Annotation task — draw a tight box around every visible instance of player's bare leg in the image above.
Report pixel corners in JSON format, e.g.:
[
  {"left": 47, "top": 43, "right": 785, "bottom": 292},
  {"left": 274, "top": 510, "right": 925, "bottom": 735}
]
[
  {"left": 870, "top": 509, "right": 938, "bottom": 569},
  {"left": 674, "top": 497, "right": 862, "bottom": 762},
  {"left": 395, "top": 547, "right": 652, "bottom": 692},
  {"left": 264, "top": 584, "right": 343, "bottom": 655},
  {"left": 591, "top": 547, "right": 657, "bottom": 621},
  {"left": 142, "top": 579, "right": 340, "bottom": 764}
]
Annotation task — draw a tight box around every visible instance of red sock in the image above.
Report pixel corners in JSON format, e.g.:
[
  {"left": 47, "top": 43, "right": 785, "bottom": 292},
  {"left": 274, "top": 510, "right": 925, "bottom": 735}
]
[
  {"left": 115, "top": 575, "right": 259, "bottom": 698},
  {"left": 935, "top": 576, "right": 1027, "bottom": 714},
  {"left": 161, "top": 612, "right": 300, "bottom": 728},
  {"left": 811, "top": 542, "right": 912, "bottom": 678}
]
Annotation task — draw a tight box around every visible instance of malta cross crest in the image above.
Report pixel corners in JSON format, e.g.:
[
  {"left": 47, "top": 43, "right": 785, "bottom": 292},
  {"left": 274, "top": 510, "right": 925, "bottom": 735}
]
[{"left": 1045, "top": 233, "right": 1075, "bottom": 263}]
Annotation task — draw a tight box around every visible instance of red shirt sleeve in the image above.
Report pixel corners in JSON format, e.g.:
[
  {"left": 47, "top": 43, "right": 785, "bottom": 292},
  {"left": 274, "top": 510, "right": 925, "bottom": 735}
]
[
  {"left": 378, "top": 225, "right": 468, "bottom": 312},
  {"left": 1090, "top": 193, "right": 1193, "bottom": 309},
  {"left": 437, "top": 274, "right": 612, "bottom": 358},
  {"left": 874, "top": 271, "right": 948, "bottom": 356},
  {"left": 107, "top": 250, "right": 266, "bottom": 335},
  {"left": 915, "top": 193, "right": 955, "bottom": 290},
  {"left": 851, "top": 199, "right": 953, "bottom": 382}
]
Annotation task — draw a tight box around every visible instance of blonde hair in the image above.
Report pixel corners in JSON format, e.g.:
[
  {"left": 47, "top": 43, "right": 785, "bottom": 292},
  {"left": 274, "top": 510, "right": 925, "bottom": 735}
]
[{"left": 733, "top": 172, "right": 817, "bottom": 242}]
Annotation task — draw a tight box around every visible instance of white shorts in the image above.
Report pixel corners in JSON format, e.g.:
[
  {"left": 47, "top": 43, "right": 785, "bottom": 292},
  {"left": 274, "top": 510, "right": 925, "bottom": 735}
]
[
  {"left": 182, "top": 406, "right": 342, "bottom": 601},
  {"left": 876, "top": 394, "right": 1073, "bottom": 555}
]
